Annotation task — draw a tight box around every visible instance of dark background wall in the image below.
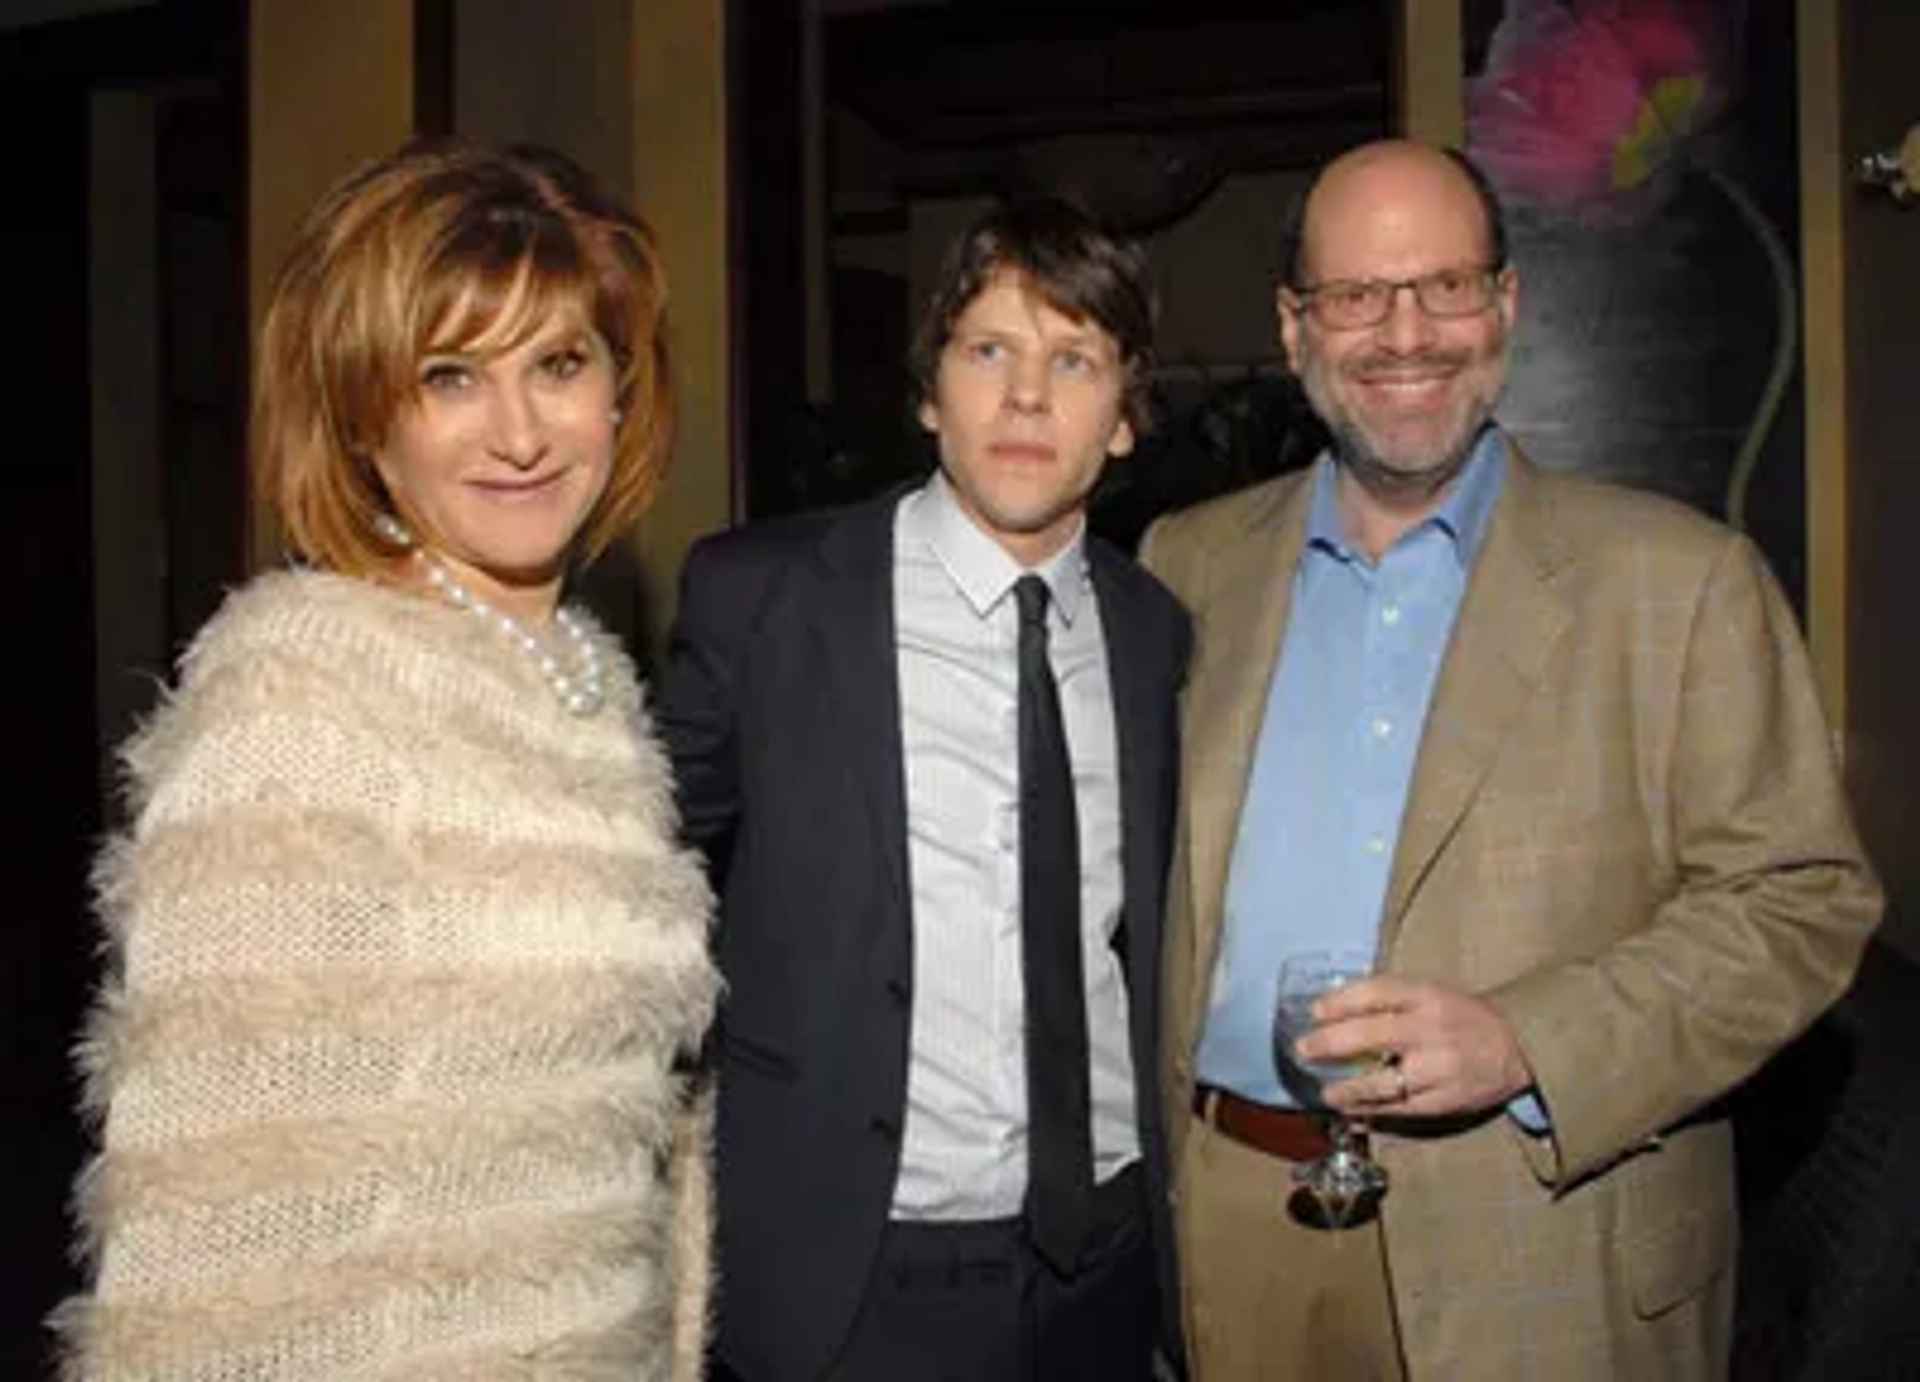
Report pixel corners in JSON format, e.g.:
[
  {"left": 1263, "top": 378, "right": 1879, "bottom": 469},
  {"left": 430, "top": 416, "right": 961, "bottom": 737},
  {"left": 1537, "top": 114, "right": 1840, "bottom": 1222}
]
[{"left": 0, "top": 3, "right": 245, "bottom": 1373}]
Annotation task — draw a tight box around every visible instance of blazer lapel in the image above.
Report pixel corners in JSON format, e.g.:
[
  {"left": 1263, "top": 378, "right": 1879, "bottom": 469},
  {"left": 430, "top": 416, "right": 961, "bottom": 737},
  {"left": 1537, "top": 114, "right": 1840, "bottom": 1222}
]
[
  {"left": 811, "top": 497, "right": 913, "bottom": 921},
  {"left": 1090, "top": 549, "right": 1162, "bottom": 985},
  {"left": 1379, "top": 450, "right": 1574, "bottom": 949},
  {"left": 1180, "top": 479, "right": 1311, "bottom": 1019}
]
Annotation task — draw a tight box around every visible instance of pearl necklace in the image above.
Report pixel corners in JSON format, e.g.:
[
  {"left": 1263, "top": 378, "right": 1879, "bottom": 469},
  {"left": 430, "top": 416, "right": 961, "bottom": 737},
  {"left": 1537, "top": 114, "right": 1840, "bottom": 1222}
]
[{"left": 376, "top": 514, "right": 606, "bottom": 717}]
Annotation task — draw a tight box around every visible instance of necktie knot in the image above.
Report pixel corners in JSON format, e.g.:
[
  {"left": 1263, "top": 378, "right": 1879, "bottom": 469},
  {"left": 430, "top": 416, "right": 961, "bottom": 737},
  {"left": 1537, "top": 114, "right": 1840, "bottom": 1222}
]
[{"left": 1014, "top": 574, "right": 1051, "bottom": 634}]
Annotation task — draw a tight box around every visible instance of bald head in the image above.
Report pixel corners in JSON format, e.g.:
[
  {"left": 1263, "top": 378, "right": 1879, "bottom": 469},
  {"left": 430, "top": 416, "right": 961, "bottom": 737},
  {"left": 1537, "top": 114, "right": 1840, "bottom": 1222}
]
[{"left": 1285, "top": 140, "right": 1507, "bottom": 290}]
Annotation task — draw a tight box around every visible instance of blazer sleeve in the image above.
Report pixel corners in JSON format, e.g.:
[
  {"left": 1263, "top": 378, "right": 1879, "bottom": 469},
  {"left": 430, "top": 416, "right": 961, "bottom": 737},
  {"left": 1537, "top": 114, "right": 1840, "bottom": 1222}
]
[
  {"left": 656, "top": 534, "right": 755, "bottom": 866},
  {"left": 1491, "top": 533, "right": 1883, "bottom": 1187}
]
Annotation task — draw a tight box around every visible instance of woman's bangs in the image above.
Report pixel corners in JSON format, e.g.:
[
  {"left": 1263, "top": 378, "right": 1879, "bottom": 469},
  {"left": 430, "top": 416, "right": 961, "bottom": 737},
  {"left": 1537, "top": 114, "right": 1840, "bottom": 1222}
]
[{"left": 417, "top": 218, "right": 598, "bottom": 360}]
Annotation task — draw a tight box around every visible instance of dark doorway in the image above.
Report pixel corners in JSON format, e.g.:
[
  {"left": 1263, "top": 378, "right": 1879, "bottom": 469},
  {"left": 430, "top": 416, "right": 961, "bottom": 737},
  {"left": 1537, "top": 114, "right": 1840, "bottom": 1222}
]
[{"left": 0, "top": 3, "right": 245, "bottom": 1372}]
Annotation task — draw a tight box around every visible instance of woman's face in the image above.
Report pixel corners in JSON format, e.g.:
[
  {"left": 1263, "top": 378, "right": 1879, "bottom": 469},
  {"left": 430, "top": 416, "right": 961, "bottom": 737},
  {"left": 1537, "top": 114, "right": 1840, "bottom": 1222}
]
[{"left": 373, "top": 310, "right": 617, "bottom": 622}]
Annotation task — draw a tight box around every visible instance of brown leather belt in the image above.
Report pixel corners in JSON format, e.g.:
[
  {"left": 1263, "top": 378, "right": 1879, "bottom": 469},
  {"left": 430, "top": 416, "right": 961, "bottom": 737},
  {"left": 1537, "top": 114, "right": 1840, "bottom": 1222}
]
[{"left": 1192, "top": 1084, "right": 1334, "bottom": 1162}]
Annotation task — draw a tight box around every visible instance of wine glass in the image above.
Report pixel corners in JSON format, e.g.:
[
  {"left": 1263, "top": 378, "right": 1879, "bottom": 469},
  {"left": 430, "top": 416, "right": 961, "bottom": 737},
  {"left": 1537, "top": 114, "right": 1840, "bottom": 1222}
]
[{"left": 1272, "top": 950, "right": 1389, "bottom": 1227}]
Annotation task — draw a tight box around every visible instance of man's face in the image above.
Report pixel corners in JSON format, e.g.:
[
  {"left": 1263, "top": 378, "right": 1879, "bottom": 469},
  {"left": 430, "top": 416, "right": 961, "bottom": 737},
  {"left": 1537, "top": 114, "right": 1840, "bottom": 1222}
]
[
  {"left": 919, "top": 268, "right": 1134, "bottom": 566},
  {"left": 1280, "top": 149, "right": 1517, "bottom": 492}
]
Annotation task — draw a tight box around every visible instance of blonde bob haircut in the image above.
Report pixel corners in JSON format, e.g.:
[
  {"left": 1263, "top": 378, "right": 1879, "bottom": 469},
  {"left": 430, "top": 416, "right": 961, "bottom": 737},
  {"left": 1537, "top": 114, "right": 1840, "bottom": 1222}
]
[{"left": 254, "top": 138, "right": 672, "bottom": 578}]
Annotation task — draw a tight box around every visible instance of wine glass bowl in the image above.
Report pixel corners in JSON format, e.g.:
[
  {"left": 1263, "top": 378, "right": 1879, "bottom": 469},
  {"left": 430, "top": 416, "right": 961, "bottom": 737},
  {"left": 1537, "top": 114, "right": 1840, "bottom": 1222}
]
[
  {"left": 1273, "top": 954, "right": 1376, "bottom": 1090},
  {"left": 1272, "top": 950, "right": 1389, "bottom": 1227}
]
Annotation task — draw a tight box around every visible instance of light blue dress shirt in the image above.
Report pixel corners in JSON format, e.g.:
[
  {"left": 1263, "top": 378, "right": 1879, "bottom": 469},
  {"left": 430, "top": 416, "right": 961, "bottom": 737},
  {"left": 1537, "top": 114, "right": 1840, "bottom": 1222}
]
[{"left": 1195, "top": 430, "right": 1515, "bottom": 1112}]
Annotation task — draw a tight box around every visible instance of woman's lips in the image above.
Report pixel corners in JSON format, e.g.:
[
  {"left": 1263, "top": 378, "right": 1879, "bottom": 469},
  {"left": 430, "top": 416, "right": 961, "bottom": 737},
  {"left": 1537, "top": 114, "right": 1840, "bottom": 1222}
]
[{"left": 469, "top": 470, "right": 567, "bottom": 498}]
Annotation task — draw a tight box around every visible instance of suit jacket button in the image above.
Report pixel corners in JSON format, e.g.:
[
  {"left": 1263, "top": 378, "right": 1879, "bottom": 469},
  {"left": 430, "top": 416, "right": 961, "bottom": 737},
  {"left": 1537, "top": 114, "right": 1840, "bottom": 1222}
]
[
  {"left": 886, "top": 977, "right": 910, "bottom": 1008},
  {"left": 869, "top": 1115, "right": 900, "bottom": 1143}
]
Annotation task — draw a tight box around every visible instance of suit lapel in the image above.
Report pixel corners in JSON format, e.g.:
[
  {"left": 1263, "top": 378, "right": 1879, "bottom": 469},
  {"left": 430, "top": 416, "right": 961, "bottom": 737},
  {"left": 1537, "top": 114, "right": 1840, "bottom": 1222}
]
[
  {"left": 1379, "top": 450, "right": 1574, "bottom": 949},
  {"left": 1090, "top": 548, "right": 1161, "bottom": 984},
  {"left": 1181, "top": 480, "right": 1311, "bottom": 1019},
  {"left": 811, "top": 497, "right": 913, "bottom": 921}
]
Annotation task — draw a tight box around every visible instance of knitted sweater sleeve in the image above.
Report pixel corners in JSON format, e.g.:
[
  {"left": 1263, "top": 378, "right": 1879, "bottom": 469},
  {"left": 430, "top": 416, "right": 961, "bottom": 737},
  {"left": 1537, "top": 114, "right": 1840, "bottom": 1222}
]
[
  {"left": 665, "top": 1075, "right": 716, "bottom": 1382},
  {"left": 60, "top": 643, "right": 417, "bottom": 1379}
]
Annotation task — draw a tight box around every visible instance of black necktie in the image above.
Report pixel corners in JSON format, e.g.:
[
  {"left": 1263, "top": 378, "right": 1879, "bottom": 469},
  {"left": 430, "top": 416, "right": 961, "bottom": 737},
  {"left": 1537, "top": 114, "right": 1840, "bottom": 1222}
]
[{"left": 1014, "top": 573, "right": 1093, "bottom": 1274}]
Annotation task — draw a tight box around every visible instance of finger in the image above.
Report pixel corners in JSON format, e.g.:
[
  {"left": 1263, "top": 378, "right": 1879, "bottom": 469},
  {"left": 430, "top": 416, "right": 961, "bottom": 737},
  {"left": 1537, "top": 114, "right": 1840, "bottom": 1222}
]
[
  {"left": 1294, "top": 1013, "right": 1405, "bottom": 1067},
  {"left": 1311, "top": 975, "right": 1415, "bottom": 1021},
  {"left": 1322, "top": 1055, "right": 1413, "bottom": 1113}
]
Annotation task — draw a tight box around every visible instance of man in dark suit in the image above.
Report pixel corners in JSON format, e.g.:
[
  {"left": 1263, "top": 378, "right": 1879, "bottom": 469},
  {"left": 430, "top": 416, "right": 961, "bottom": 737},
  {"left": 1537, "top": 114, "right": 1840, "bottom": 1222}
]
[{"left": 658, "top": 199, "right": 1189, "bottom": 1382}]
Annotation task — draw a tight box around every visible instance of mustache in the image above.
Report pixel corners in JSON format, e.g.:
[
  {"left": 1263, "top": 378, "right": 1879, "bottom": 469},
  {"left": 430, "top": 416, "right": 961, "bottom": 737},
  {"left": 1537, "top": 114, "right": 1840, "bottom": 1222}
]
[{"left": 1346, "top": 349, "right": 1472, "bottom": 378}]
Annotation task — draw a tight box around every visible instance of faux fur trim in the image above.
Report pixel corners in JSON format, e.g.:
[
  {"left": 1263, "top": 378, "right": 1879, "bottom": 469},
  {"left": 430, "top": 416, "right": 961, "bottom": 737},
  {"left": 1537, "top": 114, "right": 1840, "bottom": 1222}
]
[
  {"left": 84, "top": 962, "right": 712, "bottom": 1091},
  {"left": 373, "top": 1311, "right": 670, "bottom": 1382},
  {"left": 75, "top": 1063, "right": 686, "bottom": 1250},
  {"left": 60, "top": 1199, "right": 666, "bottom": 1379}
]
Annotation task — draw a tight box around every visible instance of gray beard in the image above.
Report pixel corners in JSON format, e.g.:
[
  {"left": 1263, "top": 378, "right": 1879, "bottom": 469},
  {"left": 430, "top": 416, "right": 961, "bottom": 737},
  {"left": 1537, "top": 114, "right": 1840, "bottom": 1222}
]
[{"left": 1327, "top": 414, "right": 1494, "bottom": 508}]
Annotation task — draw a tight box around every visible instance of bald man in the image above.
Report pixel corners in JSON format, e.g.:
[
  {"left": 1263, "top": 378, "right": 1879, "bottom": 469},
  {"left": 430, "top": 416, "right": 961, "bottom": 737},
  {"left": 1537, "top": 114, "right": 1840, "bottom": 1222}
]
[{"left": 1139, "top": 140, "right": 1881, "bottom": 1380}]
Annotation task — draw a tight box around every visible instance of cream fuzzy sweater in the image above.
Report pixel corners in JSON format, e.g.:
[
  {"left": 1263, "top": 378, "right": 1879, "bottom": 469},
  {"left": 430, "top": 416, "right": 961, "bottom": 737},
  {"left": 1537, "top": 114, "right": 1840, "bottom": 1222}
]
[{"left": 57, "top": 570, "right": 719, "bottom": 1381}]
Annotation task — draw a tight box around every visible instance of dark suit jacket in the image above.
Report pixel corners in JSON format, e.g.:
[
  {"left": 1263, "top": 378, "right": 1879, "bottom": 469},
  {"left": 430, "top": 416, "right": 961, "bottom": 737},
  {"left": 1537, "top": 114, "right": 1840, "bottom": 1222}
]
[{"left": 657, "top": 490, "right": 1191, "bottom": 1382}]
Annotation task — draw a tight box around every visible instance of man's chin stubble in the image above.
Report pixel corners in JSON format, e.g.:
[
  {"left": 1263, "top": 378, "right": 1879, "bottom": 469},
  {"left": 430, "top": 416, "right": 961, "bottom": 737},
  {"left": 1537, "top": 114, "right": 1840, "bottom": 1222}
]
[{"left": 1332, "top": 424, "right": 1481, "bottom": 509}]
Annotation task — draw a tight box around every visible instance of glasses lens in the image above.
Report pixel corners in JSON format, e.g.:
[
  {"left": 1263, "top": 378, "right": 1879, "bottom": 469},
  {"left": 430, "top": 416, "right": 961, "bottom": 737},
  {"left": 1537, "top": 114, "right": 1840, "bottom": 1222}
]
[
  {"left": 1416, "top": 269, "right": 1493, "bottom": 318},
  {"left": 1310, "top": 282, "right": 1388, "bottom": 329},
  {"left": 1303, "top": 269, "right": 1496, "bottom": 328}
]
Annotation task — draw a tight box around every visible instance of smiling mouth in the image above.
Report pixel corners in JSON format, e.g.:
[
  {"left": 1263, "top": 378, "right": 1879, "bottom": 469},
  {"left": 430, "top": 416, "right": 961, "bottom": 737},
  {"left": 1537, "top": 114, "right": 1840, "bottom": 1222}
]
[
  {"left": 470, "top": 471, "right": 568, "bottom": 498},
  {"left": 1356, "top": 373, "right": 1457, "bottom": 407}
]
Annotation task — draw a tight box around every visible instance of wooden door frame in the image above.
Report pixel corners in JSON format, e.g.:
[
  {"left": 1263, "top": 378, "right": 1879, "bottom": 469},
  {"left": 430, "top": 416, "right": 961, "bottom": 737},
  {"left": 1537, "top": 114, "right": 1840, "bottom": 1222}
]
[{"left": 1795, "top": 0, "right": 1850, "bottom": 731}]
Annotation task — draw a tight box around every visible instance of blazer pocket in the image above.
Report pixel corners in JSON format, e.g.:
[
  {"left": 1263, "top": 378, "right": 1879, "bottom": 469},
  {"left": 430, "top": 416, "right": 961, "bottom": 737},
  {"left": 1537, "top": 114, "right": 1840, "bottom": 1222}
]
[
  {"left": 1621, "top": 1125, "right": 1735, "bottom": 1318},
  {"left": 718, "top": 1026, "right": 802, "bottom": 1081}
]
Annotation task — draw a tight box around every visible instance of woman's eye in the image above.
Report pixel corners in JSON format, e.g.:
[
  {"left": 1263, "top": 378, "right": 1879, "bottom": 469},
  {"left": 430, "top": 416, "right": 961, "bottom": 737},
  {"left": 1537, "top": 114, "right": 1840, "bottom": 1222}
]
[
  {"left": 1055, "top": 350, "right": 1093, "bottom": 375},
  {"left": 543, "top": 347, "right": 589, "bottom": 380},
  {"left": 419, "top": 360, "right": 472, "bottom": 393},
  {"left": 964, "top": 339, "right": 1005, "bottom": 363}
]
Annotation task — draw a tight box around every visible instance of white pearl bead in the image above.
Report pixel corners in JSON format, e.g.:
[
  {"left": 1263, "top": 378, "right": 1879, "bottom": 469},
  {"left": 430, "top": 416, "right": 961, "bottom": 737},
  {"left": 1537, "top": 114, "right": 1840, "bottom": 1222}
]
[{"left": 393, "top": 534, "right": 608, "bottom": 717}]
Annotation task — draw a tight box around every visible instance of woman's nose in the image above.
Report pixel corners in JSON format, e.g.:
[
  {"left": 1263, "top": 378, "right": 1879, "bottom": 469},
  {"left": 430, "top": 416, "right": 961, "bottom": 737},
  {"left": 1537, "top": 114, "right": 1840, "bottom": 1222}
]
[{"left": 486, "top": 384, "right": 549, "bottom": 466}]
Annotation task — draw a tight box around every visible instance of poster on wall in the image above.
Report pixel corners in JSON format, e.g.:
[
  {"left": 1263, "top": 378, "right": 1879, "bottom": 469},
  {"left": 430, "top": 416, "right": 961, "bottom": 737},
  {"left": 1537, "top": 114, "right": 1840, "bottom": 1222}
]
[{"left": 1462, "top": 0, "right": 1807, "bottom": 611}]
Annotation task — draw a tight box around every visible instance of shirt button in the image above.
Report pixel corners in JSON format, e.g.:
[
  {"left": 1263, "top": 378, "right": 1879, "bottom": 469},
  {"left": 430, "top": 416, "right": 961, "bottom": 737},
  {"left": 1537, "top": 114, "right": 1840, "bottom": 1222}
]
[
  {"left": 1364, "top": 836, "right": 1388, "bottom": 856},
  {"left": 1371, "top": 717, "right": 1393, "bottom": 739},
  {"left": 1381, "top": 603, "right": 1402, "bottom": 625}
]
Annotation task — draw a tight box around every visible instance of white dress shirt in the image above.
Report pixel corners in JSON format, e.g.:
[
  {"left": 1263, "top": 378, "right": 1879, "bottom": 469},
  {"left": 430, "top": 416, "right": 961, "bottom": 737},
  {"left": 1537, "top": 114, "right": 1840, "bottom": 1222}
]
[{"left": 889, "top": 474, "right": 1140, "bottom": 1220}]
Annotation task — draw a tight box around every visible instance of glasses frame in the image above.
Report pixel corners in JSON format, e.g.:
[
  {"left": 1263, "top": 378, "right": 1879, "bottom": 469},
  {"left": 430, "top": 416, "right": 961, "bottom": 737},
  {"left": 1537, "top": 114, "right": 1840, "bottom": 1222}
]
[{"left": 1287, "top": 264, "right": 1509, "bottom": 332}]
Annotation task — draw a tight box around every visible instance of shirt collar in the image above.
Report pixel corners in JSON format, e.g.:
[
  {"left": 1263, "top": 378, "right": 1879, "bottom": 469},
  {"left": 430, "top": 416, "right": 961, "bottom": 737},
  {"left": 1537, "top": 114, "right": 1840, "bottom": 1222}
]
[
  {"left": 1304, "top": 426, "right": 1505, "bottom": 569},
  {"left": 901, "top": 470, "right": 1090, "bottom": 625}
]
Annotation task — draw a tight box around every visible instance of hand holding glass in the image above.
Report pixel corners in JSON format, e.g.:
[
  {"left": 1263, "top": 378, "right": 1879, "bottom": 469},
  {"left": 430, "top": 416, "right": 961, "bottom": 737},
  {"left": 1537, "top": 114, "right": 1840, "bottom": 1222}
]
[{"left": 1272, "top": 950, "right": 1389, "bottom": 1226}]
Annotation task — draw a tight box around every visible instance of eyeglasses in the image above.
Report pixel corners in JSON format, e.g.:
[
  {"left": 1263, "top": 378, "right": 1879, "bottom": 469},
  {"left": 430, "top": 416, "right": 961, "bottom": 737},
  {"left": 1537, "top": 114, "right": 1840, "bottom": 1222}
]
[{"left": 1288, "top": 266, "right": 1505, "bottom": 331}]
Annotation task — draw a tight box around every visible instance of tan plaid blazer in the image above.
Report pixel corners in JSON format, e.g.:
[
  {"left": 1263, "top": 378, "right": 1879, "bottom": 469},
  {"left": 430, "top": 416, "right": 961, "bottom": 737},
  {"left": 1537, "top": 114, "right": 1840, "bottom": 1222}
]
[{"left": 1140, "top": 445, "right": 1882, "bottom": 1380}]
